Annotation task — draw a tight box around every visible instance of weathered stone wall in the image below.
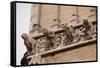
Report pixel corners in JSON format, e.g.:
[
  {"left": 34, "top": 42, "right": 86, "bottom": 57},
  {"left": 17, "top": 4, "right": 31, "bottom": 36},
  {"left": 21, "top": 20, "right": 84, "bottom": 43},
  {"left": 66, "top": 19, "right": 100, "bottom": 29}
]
[
  {"left": 30, "top": 4, "right": 96, "bottom": 31},
  {"left": 26, "top": 4, "right": 97, "bottom": 65}
]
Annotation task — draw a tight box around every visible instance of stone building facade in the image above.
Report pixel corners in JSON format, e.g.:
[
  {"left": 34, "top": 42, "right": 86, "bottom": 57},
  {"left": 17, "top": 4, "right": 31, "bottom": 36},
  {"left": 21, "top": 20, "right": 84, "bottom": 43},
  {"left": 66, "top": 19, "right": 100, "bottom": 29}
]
[{"left": 21, "top": 4, "right": 97, "bottom": 65}]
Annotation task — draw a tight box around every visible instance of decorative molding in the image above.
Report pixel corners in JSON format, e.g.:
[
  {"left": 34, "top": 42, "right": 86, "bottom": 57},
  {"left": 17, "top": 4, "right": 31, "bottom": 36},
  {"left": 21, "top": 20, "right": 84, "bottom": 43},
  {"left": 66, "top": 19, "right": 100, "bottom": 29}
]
[{"left": 40, "top": 38, "right": 96, "bottom": 56}]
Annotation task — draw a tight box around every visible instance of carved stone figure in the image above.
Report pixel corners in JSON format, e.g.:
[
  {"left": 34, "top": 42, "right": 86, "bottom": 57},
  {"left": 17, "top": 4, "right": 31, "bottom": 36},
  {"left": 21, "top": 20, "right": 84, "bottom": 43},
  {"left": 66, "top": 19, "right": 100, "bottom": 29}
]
[
  {"left": 21, "top": 33, "right": 37, "bottom": 65},
  {"left": 21, "top": 33, "right": 36, "bottom": 56},
  {"left": 71, "top": 19, "right": 93, "bottom": 43},
  {"left": 42, "top": 28, "right": 55, "bottom": 50},
  {"left": 61, "top": 23, "right": 74, "bottom": 45},
  {"left": 69, "top": 25, "right": 80, "bottom": 43},
  {"left": 82, "top": 19, "right": 93, "bottom": 40},
  {"left": 76, "top": 27, "right": 86, "bottom": 41}
]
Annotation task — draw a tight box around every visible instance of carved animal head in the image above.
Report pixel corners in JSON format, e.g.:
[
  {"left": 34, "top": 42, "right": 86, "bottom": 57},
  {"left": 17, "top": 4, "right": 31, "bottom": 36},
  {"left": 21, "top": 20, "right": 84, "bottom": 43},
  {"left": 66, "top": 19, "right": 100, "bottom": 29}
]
[{"left": 21, "top": 33, "right": 28, "bottom": 39}]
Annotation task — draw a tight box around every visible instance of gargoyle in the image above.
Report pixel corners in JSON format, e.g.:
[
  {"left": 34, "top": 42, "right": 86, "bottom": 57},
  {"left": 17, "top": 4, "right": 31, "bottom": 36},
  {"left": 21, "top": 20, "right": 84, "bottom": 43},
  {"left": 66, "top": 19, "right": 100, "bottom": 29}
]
[
  {"left": 21, "top": 33, "right": 36, "bottom": 65},
  {"left": 21, "top": 33, "right": 36, "bottom": 56},
  {"left": 61, "top": 23, "right": 74, "bottom": 45}
]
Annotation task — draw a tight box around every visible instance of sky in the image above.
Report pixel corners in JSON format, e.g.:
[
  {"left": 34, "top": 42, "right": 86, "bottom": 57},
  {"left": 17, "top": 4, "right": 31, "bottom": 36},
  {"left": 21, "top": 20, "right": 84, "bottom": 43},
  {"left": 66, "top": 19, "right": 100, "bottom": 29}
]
[{"left": 16, "top": 3, "right": 32, "bottom": 65}]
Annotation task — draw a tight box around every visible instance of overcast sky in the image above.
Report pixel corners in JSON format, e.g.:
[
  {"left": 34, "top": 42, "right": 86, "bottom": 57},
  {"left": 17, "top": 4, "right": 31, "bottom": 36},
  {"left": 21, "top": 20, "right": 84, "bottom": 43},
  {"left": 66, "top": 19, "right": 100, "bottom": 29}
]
[{"left": 16, "top": 3, "right": 32, "bottom": 65}]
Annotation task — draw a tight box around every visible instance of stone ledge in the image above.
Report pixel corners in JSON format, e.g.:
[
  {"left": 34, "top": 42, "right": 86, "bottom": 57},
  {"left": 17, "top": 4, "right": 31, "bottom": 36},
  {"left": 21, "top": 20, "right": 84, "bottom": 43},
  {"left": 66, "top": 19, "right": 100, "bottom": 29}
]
[{"left": 40, "top": 38, "right": 96, "bottom": 56}]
